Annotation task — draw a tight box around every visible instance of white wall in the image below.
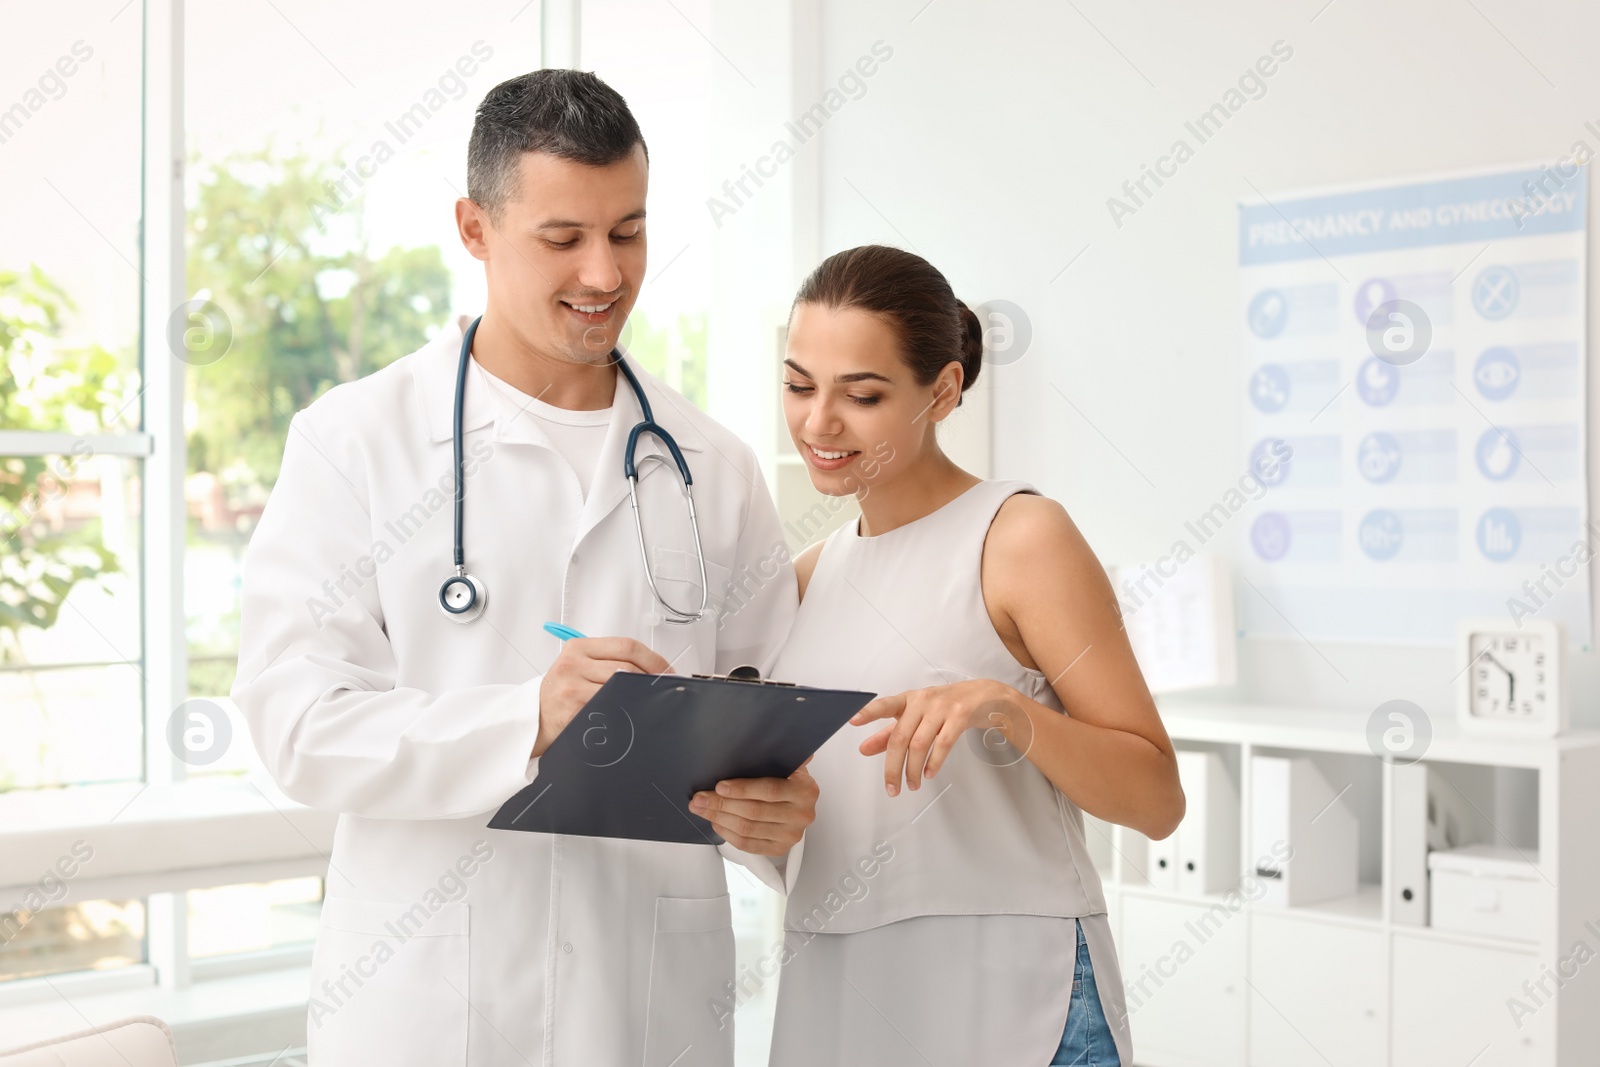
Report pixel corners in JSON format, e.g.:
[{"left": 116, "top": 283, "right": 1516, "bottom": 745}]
[{"left": 807, "top": 0, "right": 1600, "bottom": 726}]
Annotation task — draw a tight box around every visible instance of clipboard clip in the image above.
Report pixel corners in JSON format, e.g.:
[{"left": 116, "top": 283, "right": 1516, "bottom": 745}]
[{"left": 689, "top": 664, "right": 797, "bottom": 687}]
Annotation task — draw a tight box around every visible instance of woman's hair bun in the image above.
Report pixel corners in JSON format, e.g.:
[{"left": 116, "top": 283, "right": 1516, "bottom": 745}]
[
  {"left": 955, "top": 300, "right": 984, "bottom": 395},
  {"left": 793, "top": 244, "right": 982, "bottom": 406}
]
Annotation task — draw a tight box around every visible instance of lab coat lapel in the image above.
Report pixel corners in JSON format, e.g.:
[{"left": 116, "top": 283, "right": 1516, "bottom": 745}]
[
  {"left": 415, "top": 320, "right": 570, "bottom": 453},
  {"left": 416, "top": 320, "right": 498, "bottom": 444},
  {"left": 571, "top": 351, "right": 704, "bottom": 553},
  {"left": 415, "top": 327, "right": 704, "bottom": 549},
  {"left": 573, "top": 357, "right": 657, "bottom": 553}
]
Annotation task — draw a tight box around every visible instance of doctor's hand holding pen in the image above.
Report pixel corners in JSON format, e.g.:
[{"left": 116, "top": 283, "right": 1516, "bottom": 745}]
[{"left": 532, "top": 634, "right": 671, "bottom": 758}]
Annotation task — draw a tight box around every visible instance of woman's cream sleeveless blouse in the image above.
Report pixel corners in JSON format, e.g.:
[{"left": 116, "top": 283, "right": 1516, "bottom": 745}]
[{"left": 773, "top": 479, "right": 1108, "bottom": 929}]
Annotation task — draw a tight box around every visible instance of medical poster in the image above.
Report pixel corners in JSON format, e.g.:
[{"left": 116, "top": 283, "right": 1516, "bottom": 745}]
[{"left": 1237, "top": 164, "right": 1591, "bottom": 647}]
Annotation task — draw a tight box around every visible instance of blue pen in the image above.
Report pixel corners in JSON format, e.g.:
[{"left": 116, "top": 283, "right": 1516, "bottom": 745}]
[{"left": 543, "top": 622, "right": 587, "bottom": 641}]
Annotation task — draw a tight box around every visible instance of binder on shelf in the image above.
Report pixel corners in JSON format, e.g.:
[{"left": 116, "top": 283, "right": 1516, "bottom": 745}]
[
  {"left": 1176, "top": 749, "right": 1240, "bottom": 896},
  {"left": 1388, "top": 761, "right": 1429, "bottom": 926},
  {"left": 1147, "top": 828, "right": 1179, "bottom": 891},
  {"left": 1250, "top": 754, "right": 1358, "bottom": 907}
]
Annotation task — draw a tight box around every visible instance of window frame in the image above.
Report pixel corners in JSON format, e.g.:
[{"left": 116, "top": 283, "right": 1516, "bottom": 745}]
[{"left": 0, "top": 0, "right": 335, "bottom": 1002}]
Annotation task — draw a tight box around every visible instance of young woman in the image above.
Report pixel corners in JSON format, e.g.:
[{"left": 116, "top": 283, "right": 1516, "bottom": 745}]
[{"left": 761, "top": 245, "right": 1184, "bottom": 1065}]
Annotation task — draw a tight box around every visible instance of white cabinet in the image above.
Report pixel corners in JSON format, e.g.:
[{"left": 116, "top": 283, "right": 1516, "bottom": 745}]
[
  {"left": 1391, "top": 933, "right": 1541, "bottom": 1066},
  {"left": 1117, "top": 894, "right": 1246, "bottom": 1066},
  {"left": 1247, "top": 914, "right": 1386, "bottom": 1067},
  {"left": 1093, "top": 701, "right": 1600, "bottom": 1066}
]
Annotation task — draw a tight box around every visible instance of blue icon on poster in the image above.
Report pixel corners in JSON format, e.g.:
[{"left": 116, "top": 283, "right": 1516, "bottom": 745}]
[
  {"left": 1353, "top": 277, "right": 1396, "bottom": 325},
  {"left": 1472, "top": 265, "right": 1519, "bottom": 320},
  {"left": 1248, "top": 289, "right": 1289, "bottom": 339},
  {"left": 1475, "top": 429, "right": 1520, "bottom": 481},
  {"left": 1359, "top": 509, "right": 1404, "bottom": 561},
  {"left": 1251, "top": 438, "right": 1291, "bottom": 486},
  {"left": 1249, "top": 364, "right": 1291, "bottom": 413},
  {"left": 1357, "top": 432, "right": 1402, "bottom": 484},
  {"left": 1356, "top": 357, "right": 1400, "bottom": 407},
  {"left": 1251, "top": 512, "right": 1291, "bottom": 561},
  {"left": 1476, "top": 507, "right": 1521, "bottom": 561},
  {"left": 1473, "top": 347, "right": 1520, "bottom": 401}
]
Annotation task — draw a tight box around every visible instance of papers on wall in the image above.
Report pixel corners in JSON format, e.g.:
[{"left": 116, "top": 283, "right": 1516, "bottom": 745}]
[{"left": 1110, "top": 553, "right": 1236, "bottom": 692}]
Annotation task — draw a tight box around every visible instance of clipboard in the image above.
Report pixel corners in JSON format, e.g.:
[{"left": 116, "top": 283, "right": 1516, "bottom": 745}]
[{"left": 487, "top": 670, "right": 874, "bottom": 845}]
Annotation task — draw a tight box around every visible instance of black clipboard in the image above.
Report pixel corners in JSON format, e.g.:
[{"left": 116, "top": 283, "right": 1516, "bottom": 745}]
[{"left": 487, "top": 670, "right": 874, "bottom": 845}]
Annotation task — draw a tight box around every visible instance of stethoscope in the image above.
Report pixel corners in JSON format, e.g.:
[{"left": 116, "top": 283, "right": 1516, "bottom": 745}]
[{"left": 438, "top": 315, "right": 710, "bottom": 625}]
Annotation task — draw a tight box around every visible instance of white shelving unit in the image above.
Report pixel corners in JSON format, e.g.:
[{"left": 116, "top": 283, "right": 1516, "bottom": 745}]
[{"left": 1091, "top": 699, "right": 1600, "bottom": 1067}]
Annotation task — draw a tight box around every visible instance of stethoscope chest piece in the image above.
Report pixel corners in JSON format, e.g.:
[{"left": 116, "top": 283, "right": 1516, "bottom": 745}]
[{"left": 439, "top": 569, "right": 487, "bottom": 623}]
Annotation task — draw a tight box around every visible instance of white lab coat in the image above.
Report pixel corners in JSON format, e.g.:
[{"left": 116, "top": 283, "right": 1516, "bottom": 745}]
[{"left": 231, "top": 321, "right": 800, "bottom": 1066}]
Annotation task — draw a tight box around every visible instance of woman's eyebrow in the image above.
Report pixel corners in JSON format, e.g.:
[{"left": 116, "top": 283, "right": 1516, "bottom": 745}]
[{"left": 783, "top": 358, "right": 892, "bottom": 384}]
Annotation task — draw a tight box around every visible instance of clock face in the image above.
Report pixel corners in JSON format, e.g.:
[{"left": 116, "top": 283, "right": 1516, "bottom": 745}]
[{"left": 1468, "top": 632, "right": 1550, "bottom": 721}]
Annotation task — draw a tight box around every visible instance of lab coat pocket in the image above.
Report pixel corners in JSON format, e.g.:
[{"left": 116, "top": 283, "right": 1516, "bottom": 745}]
[
  {"left": 650, "top": 547, "right": 733, "bottom": 615},
  {"left": 649, "top": 548, "right": 733, "bottom": 669},
  {"left": 642, "top": 894, "right": 735, "bottom": 1067},
  {"left": 308, "top": 896, "right": 470, "bottom": 1066}
]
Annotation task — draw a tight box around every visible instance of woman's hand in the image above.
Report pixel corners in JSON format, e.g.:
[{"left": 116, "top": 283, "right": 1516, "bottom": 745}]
[{"left": 852, "top": 679, "right": 1027, "bottom": 796}]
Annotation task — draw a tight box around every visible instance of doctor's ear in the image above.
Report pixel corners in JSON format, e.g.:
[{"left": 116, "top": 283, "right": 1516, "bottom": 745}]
[{"left": 455, "top": 197, "right": 491, "bottom": 261}]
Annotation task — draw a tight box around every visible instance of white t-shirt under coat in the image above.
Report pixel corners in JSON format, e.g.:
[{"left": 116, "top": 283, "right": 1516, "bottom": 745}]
[{"left": 474, "top": 356, "right": 611, "bottom": 502}]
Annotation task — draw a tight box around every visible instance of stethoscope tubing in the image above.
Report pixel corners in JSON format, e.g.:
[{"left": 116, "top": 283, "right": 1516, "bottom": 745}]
[{"left": 439, "top": 315, "right": 709, "bottom": 625}]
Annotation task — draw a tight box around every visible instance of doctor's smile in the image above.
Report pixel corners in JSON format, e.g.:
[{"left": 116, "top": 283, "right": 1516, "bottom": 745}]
[{"left": 560, "top": 290, "right": 624, "bottom": 324}]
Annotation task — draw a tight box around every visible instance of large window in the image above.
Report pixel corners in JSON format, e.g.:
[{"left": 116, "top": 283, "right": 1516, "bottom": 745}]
[
  {"left": 182, "top": 0, "right": 541, "bottom": 706},
  {"left": 1, "top": 1, "right": 150, "bottom": 994},
  {"left": 1, "top": 3, "right": 145, "bottom": 791}
]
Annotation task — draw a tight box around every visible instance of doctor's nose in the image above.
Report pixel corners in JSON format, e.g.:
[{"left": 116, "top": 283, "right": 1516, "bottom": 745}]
[{"left": 575, "top": 239, "right": 624, "bottom": 295}]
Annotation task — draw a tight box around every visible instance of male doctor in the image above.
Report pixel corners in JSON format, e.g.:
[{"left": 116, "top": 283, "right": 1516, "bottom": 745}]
[{"left": 232, "top": 70, "right": 812, "bottom": 1066}]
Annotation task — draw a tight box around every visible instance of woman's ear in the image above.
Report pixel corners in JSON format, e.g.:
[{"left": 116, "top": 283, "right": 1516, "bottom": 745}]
[{"left": 927, "top": 361, "right": 966, "bottom": 423}]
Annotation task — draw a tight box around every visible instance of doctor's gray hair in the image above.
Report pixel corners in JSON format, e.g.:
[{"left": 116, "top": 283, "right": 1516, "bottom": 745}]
[
  {"left": 792, "top": 245, "right": 982, "bottom": 407},
  {"left": 467, "top": 69, "right": 648, "bottom": 220}
]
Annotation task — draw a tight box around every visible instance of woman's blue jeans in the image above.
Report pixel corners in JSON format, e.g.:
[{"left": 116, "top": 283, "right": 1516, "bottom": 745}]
[{"left": 1050, "top": 919, "right": 1121, "bottom": 1065}]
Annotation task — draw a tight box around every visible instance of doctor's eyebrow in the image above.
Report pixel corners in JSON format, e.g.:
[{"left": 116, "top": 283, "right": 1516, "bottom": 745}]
[
  {"left": 783, "top": 358, "right": 893, "bottom": 385},
  {"left": 537, "top": 209, "right": 646, "bottom": 230}
]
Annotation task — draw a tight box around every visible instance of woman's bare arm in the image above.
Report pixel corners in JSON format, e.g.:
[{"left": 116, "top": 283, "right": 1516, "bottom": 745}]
[{"left": 981, "top": 493, "right": 1185, "bottom": 840}]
